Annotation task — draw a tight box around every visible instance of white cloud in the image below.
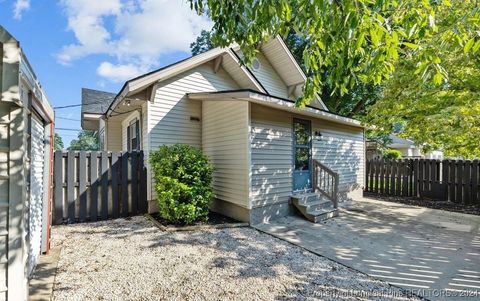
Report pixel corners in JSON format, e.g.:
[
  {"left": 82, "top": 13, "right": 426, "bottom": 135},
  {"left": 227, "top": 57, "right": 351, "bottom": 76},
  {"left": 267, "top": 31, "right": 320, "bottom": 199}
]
[
  {"left": 58, "top": 0, "right": 212, "bottom": 82},
  {"left": 13, "top": 0, "right": 30, "bottom": 20},
  {"left": 97, "top": 62, "right": 145, "bottom": 83}
]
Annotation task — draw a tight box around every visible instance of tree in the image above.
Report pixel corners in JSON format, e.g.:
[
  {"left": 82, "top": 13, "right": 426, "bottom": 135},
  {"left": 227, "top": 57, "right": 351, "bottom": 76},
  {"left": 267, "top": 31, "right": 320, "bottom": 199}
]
[
  {"left": 68, "top": 130, "right": 99, "bottom": 151},
  {"left": 54, "top": 133, "right": 64, "bottom": 151},
  {"left": 363, "top": 0, "right": 480, "bottom": 158},
  {"left": 189, "top": 0, "right": 480, "bottom": 107},
  {"left": 190, "top": 30, "right": 214, "bottom": 55}
]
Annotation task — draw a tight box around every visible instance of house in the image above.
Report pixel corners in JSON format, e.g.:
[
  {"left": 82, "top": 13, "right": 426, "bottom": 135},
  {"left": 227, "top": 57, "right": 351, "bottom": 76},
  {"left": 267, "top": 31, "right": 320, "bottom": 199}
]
[
  {"left": 366, "top": 135, "right": 444, "bottom": 160},
  {"left": 0, "top": 26, "right": 54, "bottom": 301},
  {"left": 81, "top": 36, "right": 365, "bottom": 224}
]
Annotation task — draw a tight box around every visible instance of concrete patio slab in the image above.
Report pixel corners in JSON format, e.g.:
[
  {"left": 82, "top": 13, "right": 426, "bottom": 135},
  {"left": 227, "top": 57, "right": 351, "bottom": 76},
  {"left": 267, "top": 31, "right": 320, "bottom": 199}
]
[{"left": 254, "top": 197, "right": 480, "bottom": 301}]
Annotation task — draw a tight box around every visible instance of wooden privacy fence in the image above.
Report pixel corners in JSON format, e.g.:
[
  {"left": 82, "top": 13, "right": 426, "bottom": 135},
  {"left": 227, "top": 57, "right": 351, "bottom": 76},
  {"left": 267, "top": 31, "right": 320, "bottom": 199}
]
[
  {"left": 365, "top": 159, "right": 480, "bottom": 205},
  {"left": 53, "top": 151, "right": 148, "bottom": 224}
]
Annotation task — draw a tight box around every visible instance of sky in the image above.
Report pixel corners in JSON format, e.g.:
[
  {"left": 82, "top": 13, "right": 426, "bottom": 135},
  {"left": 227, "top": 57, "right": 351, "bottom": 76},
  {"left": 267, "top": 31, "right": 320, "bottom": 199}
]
[{"left": 0, "top": 0, "right": 212, "bottom": 146}]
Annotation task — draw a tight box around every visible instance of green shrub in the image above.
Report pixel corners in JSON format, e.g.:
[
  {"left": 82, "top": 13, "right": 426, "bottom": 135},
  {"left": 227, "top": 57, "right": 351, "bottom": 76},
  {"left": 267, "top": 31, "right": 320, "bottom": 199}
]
[
  {"left": 149, "top": 144, "right": 214, "bottom": 224},
  {"left": 382, "top": 149, "right": 402, "bottom": 160}
]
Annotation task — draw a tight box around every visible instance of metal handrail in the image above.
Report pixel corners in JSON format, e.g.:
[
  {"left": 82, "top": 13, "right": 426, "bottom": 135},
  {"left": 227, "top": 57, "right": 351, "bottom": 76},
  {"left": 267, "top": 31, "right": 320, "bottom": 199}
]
[{"left": 312, "top": 160, "right": 339, "bottom": 208}]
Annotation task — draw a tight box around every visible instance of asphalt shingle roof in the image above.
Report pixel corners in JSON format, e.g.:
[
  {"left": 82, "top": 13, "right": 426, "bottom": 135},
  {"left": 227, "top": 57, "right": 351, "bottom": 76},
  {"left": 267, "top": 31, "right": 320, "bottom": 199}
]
[{"left": 81, "top": 88, "right": 116, "bottom": 115}]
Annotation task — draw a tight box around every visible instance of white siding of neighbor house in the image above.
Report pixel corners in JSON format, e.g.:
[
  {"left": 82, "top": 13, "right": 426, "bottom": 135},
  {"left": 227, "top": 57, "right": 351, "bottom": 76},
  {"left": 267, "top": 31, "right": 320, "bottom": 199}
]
[
  {"left": 250, "top": 104, "right": 293, "bottom": 207},
  {"left": 249, "top": 104, "right": 365, "bottom": 207},
  {"left": 311, "top": 120, "right": 365, "bottom": 199},
  {"left": 202, "top": 100, "right": 250, "bottom": 208},
  {"left": 249, "top": 51, "right": 290, "bottom": 99}
]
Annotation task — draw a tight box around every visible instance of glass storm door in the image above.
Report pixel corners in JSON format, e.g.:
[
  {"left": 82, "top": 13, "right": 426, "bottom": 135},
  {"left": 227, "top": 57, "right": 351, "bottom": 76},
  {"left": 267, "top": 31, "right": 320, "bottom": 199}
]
[{"left": 293, "top": 118, "right": 312, "bottom": 191}]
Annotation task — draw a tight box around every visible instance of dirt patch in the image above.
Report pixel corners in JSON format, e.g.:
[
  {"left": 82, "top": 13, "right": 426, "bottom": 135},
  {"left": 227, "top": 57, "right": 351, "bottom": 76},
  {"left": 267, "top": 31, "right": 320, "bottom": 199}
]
[{"left": 364, "top": 192, "right": 480, "bottom": 215}]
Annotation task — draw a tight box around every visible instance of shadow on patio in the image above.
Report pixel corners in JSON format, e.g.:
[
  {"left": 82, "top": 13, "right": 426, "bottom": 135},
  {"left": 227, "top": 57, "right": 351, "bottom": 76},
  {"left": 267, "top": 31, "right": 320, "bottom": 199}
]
[{"left": 254, "top": 197, "right": 480, "bottom": 300}]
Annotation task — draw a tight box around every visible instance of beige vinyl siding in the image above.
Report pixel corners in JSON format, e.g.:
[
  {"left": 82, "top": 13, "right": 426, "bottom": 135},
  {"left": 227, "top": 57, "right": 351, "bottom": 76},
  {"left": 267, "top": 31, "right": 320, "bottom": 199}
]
[
  {"left": 250, "top": 52, "right": 289, "bottom": 99},
  {"left": 202, "top": 100, "right": 250, "bottom": 208},
  {"left": 250, "top": 104, "right": 293, "bottom": 207},
  {"left": 312, "top": 120, "right": 365, "bottom": 199},
  {"left": 106, "top": 119, "right": 122, "bottom": 151},
  {"left": 249, "top": 103, "right": 365, "bottom": 206},
  {"left": 148, "top": 62, "right": 239, "bottom": 149},
  {"left": 148, "top": 62, "right": 239, "bottom": 200}
]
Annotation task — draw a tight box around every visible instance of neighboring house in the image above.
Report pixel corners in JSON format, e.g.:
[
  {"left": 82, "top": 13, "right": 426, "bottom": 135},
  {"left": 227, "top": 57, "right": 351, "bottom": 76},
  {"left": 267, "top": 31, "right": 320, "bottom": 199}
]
[
  {"left": 0, "top": 26, "right": 54, "bottom": 301},
  {"left": 81, "top": 36, "right": 365, "bottom": 224},
  {"left": 366, "top": 135, "right": 444, "bottom": 160}
]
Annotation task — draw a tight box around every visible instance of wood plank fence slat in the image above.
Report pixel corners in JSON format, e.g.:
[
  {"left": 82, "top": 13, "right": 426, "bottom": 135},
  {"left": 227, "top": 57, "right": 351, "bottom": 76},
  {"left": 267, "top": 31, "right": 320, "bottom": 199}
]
[
  {"left": 473, "top": 160, "right": 479, "bottom": 204},
  {"left": 101, "top": 151, "right": 109, "bottom": 220},
  {"left": 456, "top": 161, "right": 463, "bottom": 203},
  {"left": 79, "top": 152, "right": 87, "bottom": 222},
  {"left": 111, "top": 152, "right": 120, "bottom": 219},
  {"left": 121, "top": 152, "right": 129, "bottom": 218},
  {"left": 139, "top": 151, "right": 148, "bottom": 213},
  {"left": 67, "top": 151, "right": 75, "bottom": 222},
  {"left": 131, "top": 152, "right": 138, "bottom": 215},
  {"left": 54, "top": 151, "right": 63, "bottom": 224},
  {"left": 90, "top": 151, "right": 99, "bottom": 221}
]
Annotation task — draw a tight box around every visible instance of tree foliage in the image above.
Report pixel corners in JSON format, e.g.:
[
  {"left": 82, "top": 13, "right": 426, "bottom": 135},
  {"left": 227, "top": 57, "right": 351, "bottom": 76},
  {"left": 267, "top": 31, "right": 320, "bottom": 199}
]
[
  {"left": 68, "top": 130, "right": 99, "bottom": 151},
  {"left": 54, "top": 133, "right": 64, "bottom": 151},
  {"left": 364, "top": 1, "right": 480, "bottom": 158},
  {"left": 189, "top": 0, "right": 480, "bottom": 107},
  {"left": 190, "top": 29, "right": 214, "bottom": 55}
]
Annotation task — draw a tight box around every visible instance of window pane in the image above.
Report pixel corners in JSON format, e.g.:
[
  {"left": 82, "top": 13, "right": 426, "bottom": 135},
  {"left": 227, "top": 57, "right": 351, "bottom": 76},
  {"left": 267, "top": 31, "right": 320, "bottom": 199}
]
[
  {"left": 295, "top": 148, "right": 310, "bottom": 170},
  {"left": 294, "top": 122, "right": 309, "bottom": 145}
]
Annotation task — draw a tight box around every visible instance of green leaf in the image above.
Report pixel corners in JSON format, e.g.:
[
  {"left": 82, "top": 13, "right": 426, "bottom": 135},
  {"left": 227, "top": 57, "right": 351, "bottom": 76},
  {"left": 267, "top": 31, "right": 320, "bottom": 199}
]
[
  {"left": 464, "top": 38, "right": 475, "bottom": 53},
  {"left": 403, "top": 42, "right": 418, "bottom": 49},
  {"left": 433, "top": 72, "right": 443, "bottom": 84}
]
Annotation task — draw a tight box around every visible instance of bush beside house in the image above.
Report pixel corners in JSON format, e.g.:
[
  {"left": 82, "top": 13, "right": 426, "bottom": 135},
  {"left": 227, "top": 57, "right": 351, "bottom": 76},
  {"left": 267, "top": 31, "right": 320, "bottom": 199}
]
[{"left": 150, "top": 144, "right": 214, "bottom": 224}]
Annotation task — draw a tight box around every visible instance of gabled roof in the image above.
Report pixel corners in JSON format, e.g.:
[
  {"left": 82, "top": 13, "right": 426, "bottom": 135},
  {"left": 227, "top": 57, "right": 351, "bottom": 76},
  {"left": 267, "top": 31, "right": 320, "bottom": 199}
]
[
  {"left": 82, "top": 88, "right": 116, "bottom": 115},
  {"left": 105, "top": 36, "right": 328, "bottom": 116}
]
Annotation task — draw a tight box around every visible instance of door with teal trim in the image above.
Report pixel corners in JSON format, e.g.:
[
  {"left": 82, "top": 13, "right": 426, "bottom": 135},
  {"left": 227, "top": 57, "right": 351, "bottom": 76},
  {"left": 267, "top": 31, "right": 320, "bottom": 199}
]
[{"left": 293, "top": 118, "right": 312, "bottom": 191}]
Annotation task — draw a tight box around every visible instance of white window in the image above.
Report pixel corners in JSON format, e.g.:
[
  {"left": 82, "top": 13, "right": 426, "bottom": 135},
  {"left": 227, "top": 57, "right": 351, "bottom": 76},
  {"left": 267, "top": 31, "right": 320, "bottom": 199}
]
[{"left": 127, "top": 118, "right": 140, "bottom": 151}]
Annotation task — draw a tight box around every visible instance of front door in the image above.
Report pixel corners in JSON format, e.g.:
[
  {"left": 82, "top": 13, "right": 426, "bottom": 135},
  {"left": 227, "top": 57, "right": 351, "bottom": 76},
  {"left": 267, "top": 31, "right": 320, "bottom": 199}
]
[{"left": 293, "top": 118, "right": 312, "bottom": 191}]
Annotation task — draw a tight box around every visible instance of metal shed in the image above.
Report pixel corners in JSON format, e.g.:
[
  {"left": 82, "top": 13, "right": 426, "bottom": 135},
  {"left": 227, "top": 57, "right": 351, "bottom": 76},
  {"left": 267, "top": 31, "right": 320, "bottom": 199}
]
[{"left": 0, "top": 26, "right": 54, "bottom": 301}]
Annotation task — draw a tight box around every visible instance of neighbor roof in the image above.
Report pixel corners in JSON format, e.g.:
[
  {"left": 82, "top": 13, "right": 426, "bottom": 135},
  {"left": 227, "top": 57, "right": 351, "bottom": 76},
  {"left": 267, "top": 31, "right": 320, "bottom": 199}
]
[
  {"left": 81, "top": 88, "right": 116, "bottom": 115},
  {"left": 389, "top": 135, "right": 415, "bottom": 148}
]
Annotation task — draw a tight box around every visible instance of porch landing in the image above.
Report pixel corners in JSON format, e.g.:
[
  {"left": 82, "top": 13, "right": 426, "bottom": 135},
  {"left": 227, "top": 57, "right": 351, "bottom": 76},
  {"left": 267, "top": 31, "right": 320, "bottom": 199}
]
[{"left": 254, "top": 197, "right": 480, "bottom": 300}]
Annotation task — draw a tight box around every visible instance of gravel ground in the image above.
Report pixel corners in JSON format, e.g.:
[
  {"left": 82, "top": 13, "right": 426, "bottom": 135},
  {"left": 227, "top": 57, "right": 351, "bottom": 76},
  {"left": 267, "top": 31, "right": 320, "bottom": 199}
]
[{"left": 52, "top": 216, "right": 421, "bottom": 301}]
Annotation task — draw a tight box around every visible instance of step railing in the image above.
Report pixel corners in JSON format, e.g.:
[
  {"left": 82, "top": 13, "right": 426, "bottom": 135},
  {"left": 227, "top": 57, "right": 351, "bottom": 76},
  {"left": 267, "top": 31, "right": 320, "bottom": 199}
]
[{"left": 312, "top": 160, "right": 339, "bottom": 208}]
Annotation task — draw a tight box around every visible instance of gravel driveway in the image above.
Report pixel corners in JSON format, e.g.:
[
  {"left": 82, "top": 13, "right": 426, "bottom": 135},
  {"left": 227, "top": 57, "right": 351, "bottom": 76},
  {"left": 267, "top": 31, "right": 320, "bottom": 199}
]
[{"left": 52, "top": 216, "right": 420, "bottom": 301}]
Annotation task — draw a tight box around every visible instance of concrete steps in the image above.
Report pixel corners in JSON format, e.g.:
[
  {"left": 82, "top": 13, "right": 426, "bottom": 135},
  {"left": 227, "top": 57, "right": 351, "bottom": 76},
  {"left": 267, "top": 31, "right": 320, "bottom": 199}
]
[{"left": 291, "top": 193, "right": 338, "bottom": 223}]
